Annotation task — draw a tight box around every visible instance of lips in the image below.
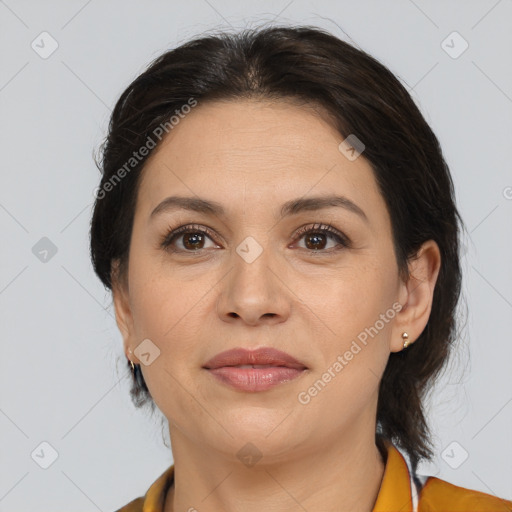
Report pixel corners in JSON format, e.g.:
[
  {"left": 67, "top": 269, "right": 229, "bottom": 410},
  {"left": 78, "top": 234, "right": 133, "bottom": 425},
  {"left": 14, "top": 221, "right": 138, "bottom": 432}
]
[
  {"left": 203, "top": 347, "right": 308, "bottom": 392},
  {"left": 202, "top": 347, "right": 307, "bottom": 370}
]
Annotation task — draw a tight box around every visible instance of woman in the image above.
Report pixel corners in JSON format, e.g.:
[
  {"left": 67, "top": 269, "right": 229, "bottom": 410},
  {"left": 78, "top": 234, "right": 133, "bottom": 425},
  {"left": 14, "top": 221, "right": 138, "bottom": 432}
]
[{"left": 90, "top": 25, "right": 512, "bottom": 512}]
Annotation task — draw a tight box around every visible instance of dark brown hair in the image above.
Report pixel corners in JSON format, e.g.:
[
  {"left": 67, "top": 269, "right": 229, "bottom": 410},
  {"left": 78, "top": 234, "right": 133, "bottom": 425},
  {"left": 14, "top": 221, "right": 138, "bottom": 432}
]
[{"left": 90, "top": 25, "right": 463, "bottom": 473}]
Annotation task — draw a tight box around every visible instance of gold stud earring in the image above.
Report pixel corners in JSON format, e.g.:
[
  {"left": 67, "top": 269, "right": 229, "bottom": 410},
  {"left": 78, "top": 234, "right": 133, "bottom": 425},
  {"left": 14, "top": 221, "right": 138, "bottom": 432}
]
[{"left": 402, "top": 332, "right": 410, "bottom": 349}]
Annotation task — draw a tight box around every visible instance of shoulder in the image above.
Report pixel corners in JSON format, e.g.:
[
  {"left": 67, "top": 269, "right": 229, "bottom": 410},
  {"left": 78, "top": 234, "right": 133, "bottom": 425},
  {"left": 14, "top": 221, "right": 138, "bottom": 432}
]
[
  {"left": 419, "top": 476, "right": 512, "bottom": 512},
  {"left": 112, "top": 496, "right": 144, "bottom": 512},
  {"left": 111, "top": 464, "right": 174, "bottom": 512}
]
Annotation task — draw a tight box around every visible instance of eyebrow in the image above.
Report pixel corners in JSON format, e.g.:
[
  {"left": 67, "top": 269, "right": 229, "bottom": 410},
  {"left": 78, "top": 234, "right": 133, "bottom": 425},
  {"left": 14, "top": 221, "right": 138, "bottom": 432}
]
[{"left": 150, "top": 194, "right": 368, "bottom": 222}]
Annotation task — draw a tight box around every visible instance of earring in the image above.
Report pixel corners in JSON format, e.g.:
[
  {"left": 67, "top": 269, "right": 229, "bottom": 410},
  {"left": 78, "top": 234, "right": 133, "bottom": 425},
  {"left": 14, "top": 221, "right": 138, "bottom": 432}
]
[
  {"left": 402, "top": 332, "right": 411, "bottom": 349},
  {"left": 128, "top": 358, "right": 145, "bottom": 388}
]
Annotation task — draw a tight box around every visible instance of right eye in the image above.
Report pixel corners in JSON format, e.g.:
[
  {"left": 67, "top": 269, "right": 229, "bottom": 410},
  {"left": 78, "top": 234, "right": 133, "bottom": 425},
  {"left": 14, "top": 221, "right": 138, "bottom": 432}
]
[{"left": 160, "top": 224, "right": 220, "bottom": 253}]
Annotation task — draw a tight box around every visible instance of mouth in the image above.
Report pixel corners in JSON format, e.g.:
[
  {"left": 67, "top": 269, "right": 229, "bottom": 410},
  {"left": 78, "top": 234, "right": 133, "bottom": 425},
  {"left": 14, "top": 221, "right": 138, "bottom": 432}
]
[
  {"left": 203, "top": 347, "right": 307, "bottom": 370},
  {"left": 229, "top": 364, "right": 291, "bottom": 369},
  {"left": 203, "top": 347, "right": 308, "bottom": 392}
]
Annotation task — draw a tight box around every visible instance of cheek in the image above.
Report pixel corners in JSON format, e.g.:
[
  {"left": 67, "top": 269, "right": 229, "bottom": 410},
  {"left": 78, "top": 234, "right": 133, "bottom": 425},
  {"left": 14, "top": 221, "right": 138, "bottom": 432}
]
[
  {"left": 309, "top": 260, "right": 398, "bottom": 336},
  {"left": 297, "top": 264, "right": 397, "bottom": 421},
  {"left": 129, "top": 268, "right": 207, "bottom": 418},
  {"left": 303, "top": 268, "right": 399, "bottom": 401},
  {"left": 131, "top": 281, "right": 202, "bottom": 355},
  {"left": 127, "top": 245, "right": 195, "bottom": 335},
  {"left": 127, "top": 255, "right": 214, "bottom": 377}
]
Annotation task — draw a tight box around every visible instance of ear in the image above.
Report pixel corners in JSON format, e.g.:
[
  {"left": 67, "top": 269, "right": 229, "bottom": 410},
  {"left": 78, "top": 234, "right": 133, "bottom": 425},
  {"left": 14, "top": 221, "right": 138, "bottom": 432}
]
[
  {"left": 111, "top": 259, "right": 138, "bottom": 362},
  {"left": 390, "top": 240, "right": 441, "bottom": 353}
]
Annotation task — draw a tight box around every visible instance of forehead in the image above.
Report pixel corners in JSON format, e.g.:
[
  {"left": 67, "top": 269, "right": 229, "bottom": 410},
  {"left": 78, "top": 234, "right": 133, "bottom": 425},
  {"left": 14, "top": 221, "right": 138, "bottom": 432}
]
[
  {"left": 137, "top": 99, "right": 386, "bottom": 225},
  {"left": 144, "top": 98, "right": 345, "bottom": 171}
]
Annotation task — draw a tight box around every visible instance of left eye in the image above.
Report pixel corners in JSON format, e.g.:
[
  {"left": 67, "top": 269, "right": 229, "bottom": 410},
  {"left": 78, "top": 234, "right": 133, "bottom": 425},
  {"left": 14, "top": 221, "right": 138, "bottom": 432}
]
[{"left": 293, "top": 223, "right": 350, "bottom": 252}]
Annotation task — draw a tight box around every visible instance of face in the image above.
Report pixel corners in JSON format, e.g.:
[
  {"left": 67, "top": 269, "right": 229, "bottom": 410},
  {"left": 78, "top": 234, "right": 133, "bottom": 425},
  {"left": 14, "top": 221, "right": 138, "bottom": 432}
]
[{"left": 113, "top": 99, "right": 430, "bottom": 462}]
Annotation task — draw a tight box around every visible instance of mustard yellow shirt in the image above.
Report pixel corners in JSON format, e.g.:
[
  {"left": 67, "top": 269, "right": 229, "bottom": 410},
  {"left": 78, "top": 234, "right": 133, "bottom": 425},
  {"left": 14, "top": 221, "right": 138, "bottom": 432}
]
[{"left": 115, "top": 441, "right": 512, "bottom": 511}]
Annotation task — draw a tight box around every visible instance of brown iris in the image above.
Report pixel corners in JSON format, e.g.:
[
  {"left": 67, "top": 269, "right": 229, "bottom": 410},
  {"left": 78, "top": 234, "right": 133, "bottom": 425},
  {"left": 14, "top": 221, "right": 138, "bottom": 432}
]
[
  {"left": 182, "top": 232, "right": 206, "bottom": 250},
  {"left": 304, "top": 232, "right": 328, "bottom": 250}
]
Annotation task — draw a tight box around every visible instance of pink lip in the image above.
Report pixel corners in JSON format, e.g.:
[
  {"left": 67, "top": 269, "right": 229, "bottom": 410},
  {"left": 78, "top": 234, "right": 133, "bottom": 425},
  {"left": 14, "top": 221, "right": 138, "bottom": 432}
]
[
  {"left": 203, "top": 347, "right": 308, "bottom": 392},
  {"left": 203, "top": 347, "right": 307, "bottom": 370}
]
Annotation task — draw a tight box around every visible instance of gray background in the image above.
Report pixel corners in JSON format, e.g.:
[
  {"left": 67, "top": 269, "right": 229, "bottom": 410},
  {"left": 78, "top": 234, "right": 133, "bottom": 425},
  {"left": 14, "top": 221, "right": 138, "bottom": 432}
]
[{"left": 1, "top": 0, "right": 511, "bottom": 510}]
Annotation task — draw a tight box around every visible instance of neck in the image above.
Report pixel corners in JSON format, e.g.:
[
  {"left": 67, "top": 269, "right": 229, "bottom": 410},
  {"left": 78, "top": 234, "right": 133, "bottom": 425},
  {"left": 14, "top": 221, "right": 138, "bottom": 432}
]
[{"left": 164, "top": 429, "right": 386, "bottom": 512}]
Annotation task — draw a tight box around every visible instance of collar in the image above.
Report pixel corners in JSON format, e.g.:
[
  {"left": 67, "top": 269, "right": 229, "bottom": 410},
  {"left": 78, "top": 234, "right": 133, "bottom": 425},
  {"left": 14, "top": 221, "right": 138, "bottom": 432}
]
[
  {"left": 141, "top": 440, "right": 418, "bottom": 512},
  {"left": 141, "top": 464, "right": 173, "bottom": 512},
  {"left": 372, "top": 439, "right": 419, "bottom": 512}
]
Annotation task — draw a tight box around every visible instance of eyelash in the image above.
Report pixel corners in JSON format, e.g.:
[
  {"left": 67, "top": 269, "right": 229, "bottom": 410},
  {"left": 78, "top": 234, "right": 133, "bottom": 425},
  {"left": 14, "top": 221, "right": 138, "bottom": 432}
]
[{"left": 159, "top": 222, "right": 351, "bottom": 255}]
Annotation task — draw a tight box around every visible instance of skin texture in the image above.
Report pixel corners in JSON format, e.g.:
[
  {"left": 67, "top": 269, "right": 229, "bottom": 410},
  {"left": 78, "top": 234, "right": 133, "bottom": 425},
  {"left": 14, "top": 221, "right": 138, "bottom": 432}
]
[{"left": 112, "top": 99, "right": 441, "bottom": 512}]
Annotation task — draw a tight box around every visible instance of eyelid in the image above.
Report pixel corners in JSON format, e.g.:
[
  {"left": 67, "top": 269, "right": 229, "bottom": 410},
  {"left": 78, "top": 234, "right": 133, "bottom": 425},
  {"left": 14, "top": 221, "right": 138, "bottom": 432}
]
[
  {"left": 292, "top": 222, "right": 351, "bottom": 248},
  {"left": 160, "top": 223, "right": 220, "bottom": 250}
]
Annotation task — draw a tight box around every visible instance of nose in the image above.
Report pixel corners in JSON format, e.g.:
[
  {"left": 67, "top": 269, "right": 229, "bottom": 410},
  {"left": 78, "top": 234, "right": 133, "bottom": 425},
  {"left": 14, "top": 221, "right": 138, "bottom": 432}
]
[{"left": 216, "top": 243, "right": 291, "bottom": 326}]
